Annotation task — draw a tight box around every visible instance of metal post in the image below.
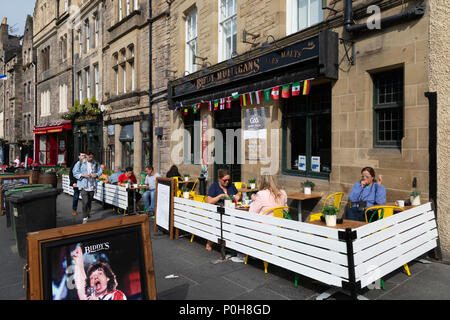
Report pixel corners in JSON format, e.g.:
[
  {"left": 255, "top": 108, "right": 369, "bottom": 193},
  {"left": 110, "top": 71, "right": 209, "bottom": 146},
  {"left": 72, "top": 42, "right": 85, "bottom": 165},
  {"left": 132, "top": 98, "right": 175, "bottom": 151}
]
[
  {"left": 217, "top": 206, "right": 225, "bottom": 260},
  {"left": 339, "top": 227, "right": 359, "bottom": 300}
]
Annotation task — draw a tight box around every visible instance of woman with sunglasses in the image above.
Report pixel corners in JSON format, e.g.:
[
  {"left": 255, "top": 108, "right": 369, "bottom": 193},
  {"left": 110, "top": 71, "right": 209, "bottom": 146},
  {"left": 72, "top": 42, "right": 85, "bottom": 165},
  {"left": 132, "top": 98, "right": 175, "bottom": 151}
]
[
  {"left": 206, "top": 168, "right": 241, "bottom": 206},
  {"left": 347, "top": 167, "right": 386, "bottom": 221},
  {"left": 205, "top": 169, "right": 241, "bottom": 252}
]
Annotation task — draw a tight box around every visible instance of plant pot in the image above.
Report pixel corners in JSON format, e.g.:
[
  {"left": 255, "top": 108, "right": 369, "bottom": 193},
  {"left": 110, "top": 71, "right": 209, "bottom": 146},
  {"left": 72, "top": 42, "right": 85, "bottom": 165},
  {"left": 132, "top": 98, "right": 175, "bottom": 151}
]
[
  {"left": 250, "top": 183, "right": 256, "bottom": 189},
  {"left": 410, "top": 195, "right": 421, "bottom": 206},
  {"left": 304, "top": 187, "right": 311, "bottom": 195},
  {"left": 224, "top": 200, "right": 233, "bottom": 208},
  {"left": 325, "top": 215, "right": 337, "bottom": 227},
  {"left": 183, "top": 192, "right": 190, "bottom": 199},
  {"left": 184, "top": 177, "right": 189, "bottom": 181}
]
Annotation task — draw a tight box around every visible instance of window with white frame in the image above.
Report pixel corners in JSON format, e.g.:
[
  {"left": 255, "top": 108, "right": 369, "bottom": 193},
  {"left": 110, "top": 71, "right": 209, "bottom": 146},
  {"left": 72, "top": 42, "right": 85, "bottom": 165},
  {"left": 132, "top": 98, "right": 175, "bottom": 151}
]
[
  {"left": 218, "top": 0, "right": 237, "bottom": 62},
  {"left": 126, "top": 0, "right": 131, "bottom": 16},
  {"left": 40, "top": 90, "right": 51, "bottom": 116},
  {"left": 85, "top": 19, "right": 90, "bottom": 52},
  {"left": 134, "top": 0, "right": 139, "bottom": 10},
  {"left": 119, "top": 0, "right": 123, "bottom": 21},
  {"left": 94, "top": 64, "right": 99, "bottom": 99},
  {"left": 59, "top": 84, "right": 68, "bottom": 113},
  {"left": 78, "top": 71, "right": 83, "bottom": 101},
  {"left": 86, "top": 67, "right": 91, "bottom": 99},
  {"left": 129, "top": 46, "right": 135, "bottom": 91},
  {"left": 286, "top": 0, "right": 324, "bottom": 35},
  {"left": 94, "top": 14, "right": 99, "bottom": 48},
  {"left": 185, "top": 8, "right": 198, "bottom": 74}
]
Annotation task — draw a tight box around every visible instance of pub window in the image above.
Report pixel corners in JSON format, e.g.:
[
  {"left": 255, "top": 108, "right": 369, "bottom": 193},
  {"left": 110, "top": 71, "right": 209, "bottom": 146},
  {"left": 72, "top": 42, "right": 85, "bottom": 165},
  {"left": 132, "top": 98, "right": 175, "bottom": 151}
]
[
  {"left": 218, "top": 0, "right": 237, "bottom": 62},
  {"left": 373, "top": 69, "right": 404, "bottom": 148},
  {"left": 120, "top": 124, "right": 134, "bottom": 169},
  {"left": 282, "top": 82, "right": 332, "bottom": 178},
  {"left": 286, "top": 0, "right": 324, "bottom": 35},
  {"left": 184, "top": 110, "right": 200, "bottom": 164}
]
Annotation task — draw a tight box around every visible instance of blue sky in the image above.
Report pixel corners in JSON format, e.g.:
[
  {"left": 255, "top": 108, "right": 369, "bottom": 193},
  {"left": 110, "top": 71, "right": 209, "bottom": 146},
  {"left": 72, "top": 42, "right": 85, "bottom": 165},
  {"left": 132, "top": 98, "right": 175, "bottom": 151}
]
[{"left": 0, "top": 0, "right": 36, "bottom": 35}]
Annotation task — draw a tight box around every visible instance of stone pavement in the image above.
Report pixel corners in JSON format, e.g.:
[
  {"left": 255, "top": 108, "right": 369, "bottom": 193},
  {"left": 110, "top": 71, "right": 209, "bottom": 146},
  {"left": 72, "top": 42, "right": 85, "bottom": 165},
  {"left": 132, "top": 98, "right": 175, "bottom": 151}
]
[{"left": 1, "top": 192, "right": 450, "bottom": 300}]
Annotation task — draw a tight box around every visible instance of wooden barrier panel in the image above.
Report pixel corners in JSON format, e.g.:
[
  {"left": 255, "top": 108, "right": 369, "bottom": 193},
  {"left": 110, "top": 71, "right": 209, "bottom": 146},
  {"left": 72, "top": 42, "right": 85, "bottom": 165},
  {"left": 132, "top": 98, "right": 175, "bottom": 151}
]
[{"left": 353, "top": 203, "right": 438, "bottom": 288}]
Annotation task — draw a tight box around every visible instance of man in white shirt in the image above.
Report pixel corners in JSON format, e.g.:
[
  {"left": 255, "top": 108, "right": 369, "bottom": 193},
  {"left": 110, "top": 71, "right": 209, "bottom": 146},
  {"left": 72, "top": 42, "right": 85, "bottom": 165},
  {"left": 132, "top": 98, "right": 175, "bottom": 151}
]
[{"left": 143, "top": 165, "right": 161, "bottom": 215}]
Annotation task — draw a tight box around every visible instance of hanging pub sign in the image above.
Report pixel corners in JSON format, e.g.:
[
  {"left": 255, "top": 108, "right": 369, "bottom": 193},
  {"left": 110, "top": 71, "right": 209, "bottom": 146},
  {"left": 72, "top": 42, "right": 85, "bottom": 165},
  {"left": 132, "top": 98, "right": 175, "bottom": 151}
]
[{"left": 168, "top": 30, "right": 338, "bottom": 108}]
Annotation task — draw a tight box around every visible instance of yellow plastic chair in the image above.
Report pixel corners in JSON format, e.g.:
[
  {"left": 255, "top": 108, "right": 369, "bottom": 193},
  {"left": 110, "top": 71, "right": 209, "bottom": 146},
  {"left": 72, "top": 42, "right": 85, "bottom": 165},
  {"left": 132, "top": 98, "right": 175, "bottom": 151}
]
[
  {"left": 234, "top": 182, "right": 247, "bottom": 190},
  {"left": 364, "top": 205, "right": 411, "bottom": 289},
  {"left": 309, "top": 192, "right": 344, "bottom": 222},
  {"left": 245, "top": 206, "right": 289, "bottom": 274},
  {"left": 172, "top": 177, "right": 182, "bottom": 197}
]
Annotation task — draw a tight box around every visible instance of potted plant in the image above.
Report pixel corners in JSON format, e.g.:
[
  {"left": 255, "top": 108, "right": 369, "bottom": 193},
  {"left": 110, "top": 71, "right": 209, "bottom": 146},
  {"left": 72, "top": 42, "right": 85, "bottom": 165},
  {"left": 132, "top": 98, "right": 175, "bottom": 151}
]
[
  {"left": 410, "top": 190, "right": 421, "bottom": 206},
  {"left": 182, "top": 186, "right": 190, "bottom": 199},
  {"left": 301, "top": 180, "right": 315, "bottom": 195},
  {"left": 322, "top": 205, "right": 339, "bottom": 227},
  {"left": 248, "top": 178, "right": 257, "bottom": 190},
  {"left": 222, "top": 194, "right": 235, "bottom": 208},
  {"left": 184, "top": 174, "right": 190, "bottom": 181}
]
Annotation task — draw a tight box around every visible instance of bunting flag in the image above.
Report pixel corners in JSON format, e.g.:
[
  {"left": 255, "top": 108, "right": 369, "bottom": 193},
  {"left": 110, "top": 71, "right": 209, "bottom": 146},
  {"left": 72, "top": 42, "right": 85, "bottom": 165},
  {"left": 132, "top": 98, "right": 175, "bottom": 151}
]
[
  {"left": 226, "top": 96, "right": 232, "bottom": 109},
  {"left": 303, "top": 79, "right": 311, "bottom": 95},
  {"left": 264, "top": 89, "right": 271, "bottom": 102},
  {"left": 220, "top": 98, "right": 225, "bottom": 110},
  {"left": 232, "top": 92, "right": 239, "bottom": 99},
  {"left": 281, "top": 84, "right": 291, "bottom": 98},
  {"left": 292, "top": 82, "right": 301, "bottom": 96},
  {"left": 240, "top": 94, "right": 247, "bottom": 107},
  {"left": 184, "top": 108, "right": 188, "bottom": 116},
  {"left": 193, "top": 104, "right": 198, "bottom": 114},
  {"left": 271, "top": 86, "right": 280, "bottom": 100},
  {"left": 255, "top": 90, "right": 262, "bottom": 104},
  {"left": 246, "top": 92, "right": 252, "bottom": 105},
  {"left": 208, "top": 100, "right": 213, "bottom": 111},
  {"left": 214, "top": 99, "right": 219, "bottom": 111}
]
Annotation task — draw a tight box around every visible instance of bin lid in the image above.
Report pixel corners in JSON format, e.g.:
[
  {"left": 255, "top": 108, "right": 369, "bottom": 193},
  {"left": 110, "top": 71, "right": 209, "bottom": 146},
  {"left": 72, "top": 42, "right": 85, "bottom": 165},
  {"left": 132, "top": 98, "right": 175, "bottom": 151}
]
[
  {"left": 5, "top": 184, "right": 53, "bottom": 196},
  {"left": 6, "top": 188, "right": 59, "bottom": 203}
]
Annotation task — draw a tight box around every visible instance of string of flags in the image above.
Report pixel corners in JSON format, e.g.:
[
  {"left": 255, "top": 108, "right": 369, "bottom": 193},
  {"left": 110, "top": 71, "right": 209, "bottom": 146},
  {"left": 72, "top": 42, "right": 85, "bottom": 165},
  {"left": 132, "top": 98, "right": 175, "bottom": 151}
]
[{"left": 178, "top": 78, "right": 313, "bottom": 115}]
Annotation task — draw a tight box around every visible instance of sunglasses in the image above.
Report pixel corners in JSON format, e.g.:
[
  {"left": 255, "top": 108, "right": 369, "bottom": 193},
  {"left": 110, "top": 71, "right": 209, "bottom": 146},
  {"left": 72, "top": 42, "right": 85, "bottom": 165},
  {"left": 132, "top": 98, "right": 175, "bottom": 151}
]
[{"left": 222, "top": 178, "right": 231, "bottom": 182}]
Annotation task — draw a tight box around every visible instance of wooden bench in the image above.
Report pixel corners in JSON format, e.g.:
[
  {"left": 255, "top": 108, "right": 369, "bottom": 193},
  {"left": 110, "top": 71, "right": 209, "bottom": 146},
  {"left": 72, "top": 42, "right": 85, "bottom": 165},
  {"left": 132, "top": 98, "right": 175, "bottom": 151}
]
[{"left": 62, "top": 175, "right": 128, "bottom": 211}]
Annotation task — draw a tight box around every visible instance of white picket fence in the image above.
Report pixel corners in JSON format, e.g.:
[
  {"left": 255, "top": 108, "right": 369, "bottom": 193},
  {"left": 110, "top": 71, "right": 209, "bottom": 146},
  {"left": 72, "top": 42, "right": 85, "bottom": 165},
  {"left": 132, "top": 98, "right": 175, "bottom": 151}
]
[
  {"left": 173, "top": 197, "right": 438, "bottom": 291},
  {"left": 352, "top": 202, "right": 438, "bottom": 288},
  {"left": 61, "top": 175, "right": 128, "bottom": 210}
]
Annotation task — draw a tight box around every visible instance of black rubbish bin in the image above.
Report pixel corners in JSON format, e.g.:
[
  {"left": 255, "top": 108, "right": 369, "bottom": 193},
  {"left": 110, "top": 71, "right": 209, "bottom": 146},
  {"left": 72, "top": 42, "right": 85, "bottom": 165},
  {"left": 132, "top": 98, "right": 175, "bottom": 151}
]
[
  {"left": 7, "top": 188, "right": 59, "bottom": 258},
  {"left": 2, "top": 182, "right": 27, "bottom": 228}
]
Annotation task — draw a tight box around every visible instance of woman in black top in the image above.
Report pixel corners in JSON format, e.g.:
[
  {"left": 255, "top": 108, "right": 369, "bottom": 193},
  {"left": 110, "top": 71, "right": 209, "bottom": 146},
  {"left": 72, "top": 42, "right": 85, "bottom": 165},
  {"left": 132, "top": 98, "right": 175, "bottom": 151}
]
[{"left": 166, "top": 165, "right": 183, "bottom": 180}]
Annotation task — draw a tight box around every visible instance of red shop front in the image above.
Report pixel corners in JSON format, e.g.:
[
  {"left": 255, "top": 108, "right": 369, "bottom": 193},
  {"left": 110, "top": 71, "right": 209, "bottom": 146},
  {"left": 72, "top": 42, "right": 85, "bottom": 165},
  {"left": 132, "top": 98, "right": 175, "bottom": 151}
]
[{"left": 33, "top": 121, "right": 73, "bottom": 166}]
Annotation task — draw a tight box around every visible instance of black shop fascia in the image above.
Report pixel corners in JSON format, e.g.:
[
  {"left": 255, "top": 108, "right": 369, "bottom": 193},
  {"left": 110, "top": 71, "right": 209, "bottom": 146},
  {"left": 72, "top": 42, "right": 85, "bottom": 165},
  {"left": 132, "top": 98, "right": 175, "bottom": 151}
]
[{"left": 168, "top": 30, "right": 339, "bottom": 110}]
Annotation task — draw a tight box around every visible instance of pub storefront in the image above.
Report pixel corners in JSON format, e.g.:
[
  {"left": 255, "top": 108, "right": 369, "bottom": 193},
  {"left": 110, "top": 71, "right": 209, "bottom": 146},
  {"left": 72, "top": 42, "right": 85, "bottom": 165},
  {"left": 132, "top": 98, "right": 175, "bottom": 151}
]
[
  {"left": 168, "top": 30, "right": 338, "bottom": 187},
  {"left": 33, "top": 120, "right": 73, "bottom": 166}
]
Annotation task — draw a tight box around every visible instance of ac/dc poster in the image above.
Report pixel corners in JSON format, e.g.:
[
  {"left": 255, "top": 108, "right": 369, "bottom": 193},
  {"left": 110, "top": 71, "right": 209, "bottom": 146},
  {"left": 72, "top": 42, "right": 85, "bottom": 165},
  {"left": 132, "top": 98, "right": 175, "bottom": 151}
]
[{"left": 42, "top": 226, "right": 147, "bottom": 300}]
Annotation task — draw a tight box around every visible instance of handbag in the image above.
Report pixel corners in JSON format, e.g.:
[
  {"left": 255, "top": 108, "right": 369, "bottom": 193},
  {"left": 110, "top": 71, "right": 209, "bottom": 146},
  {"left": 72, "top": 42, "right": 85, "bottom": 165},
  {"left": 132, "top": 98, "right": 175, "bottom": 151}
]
[{"left": 345, "top": 200, "right": 367, "bottom": 222}]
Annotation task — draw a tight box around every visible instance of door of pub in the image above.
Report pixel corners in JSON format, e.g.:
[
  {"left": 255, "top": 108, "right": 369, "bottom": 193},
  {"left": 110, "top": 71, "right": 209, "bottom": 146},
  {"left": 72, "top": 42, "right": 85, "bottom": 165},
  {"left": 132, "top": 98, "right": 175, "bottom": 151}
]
[{"left": 213, "top": 100, "right": 241, "bottom": 183}]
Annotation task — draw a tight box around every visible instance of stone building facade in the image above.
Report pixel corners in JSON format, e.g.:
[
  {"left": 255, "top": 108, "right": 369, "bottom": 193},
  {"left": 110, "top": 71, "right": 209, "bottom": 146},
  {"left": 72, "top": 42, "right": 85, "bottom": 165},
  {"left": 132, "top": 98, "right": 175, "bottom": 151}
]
[
  {"left": 165, "top": 0, "right": 448, "bottom": 257},
  {"left": 20, "top": 15, "right": 36, "bottom": 161},
  {"left": 0, "top": 18, "right": 23, "bottom": 165}
]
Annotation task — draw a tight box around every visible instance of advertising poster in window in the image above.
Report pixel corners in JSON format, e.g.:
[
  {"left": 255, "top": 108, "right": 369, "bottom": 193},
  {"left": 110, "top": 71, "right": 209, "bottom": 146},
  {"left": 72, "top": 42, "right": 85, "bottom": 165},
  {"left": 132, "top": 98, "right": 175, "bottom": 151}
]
[
  {"left": 244, "top": 107, "right": 267, "bottom": 161},
  {"left": 311, "top": 156, "right": 321, "bottom": 173},
  {"left": 298, "top": 155, "right": 306, "bottom": 171}
]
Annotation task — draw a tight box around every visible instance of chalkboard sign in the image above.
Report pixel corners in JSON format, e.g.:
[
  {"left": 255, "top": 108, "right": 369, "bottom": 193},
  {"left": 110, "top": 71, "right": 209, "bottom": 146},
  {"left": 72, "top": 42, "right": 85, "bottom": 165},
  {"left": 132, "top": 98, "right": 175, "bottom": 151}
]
[{"left": 154, "top": 177, "right": 176, "bottom": 239}]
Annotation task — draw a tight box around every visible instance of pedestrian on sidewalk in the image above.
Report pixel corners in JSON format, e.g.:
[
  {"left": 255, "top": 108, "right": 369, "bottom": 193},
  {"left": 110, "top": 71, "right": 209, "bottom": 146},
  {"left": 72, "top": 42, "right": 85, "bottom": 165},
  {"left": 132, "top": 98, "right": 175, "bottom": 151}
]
[
  {"left": 73, "top": 150, "right": 102, "bottom": 224},
  {"left": 69, "top": 151, "right": 86, "bottom": 216},
  {"left": 143, "top": 164, "right": 161, "bottom": 215}
]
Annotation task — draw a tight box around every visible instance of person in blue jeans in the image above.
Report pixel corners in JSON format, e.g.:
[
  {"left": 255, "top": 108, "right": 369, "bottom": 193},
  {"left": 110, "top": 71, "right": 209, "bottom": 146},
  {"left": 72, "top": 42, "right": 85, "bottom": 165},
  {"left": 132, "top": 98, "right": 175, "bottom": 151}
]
[
  {"left": 347, "top": 167, "right": 386, "bottom": 221},
  {"left": 143, "top": 165, "right": 160, "bottom": 215},
  {"left": 69, "top": 151, "right": 86, "bottom": 216}
]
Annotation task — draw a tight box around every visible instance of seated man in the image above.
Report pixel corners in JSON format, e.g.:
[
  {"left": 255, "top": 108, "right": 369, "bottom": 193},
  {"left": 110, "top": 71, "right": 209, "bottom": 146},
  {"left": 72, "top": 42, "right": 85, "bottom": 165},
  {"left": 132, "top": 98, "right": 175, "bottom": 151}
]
[
  {"left": 118, "top": 167, "right": 141, "bottom": 211},
  {"left": 107, "top": 167, "right": 124, "bottom": 185},
  {"left": 143, "top": 165, "right": 161, "bottom": 215}
]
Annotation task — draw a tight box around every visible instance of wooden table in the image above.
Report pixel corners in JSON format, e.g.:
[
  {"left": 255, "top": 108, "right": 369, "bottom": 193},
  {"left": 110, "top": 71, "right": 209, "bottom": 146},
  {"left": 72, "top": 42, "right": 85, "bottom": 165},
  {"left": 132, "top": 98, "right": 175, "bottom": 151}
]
[
  {"left": 287, "top": 192, "right": 322, "bottom": 221},
  {"left": 308, "top": 219, "right": 366, "bottom": 230}
]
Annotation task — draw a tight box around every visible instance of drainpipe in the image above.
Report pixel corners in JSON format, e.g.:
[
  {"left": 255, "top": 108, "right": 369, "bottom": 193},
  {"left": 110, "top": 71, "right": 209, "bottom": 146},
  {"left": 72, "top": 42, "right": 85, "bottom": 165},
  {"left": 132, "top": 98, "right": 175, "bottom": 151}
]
[
  {"left": 148, "top": 0, "right": 154, "bottom": 170},
  {"left": 344, "top": 0, "right": 425, "bottom": 34}
]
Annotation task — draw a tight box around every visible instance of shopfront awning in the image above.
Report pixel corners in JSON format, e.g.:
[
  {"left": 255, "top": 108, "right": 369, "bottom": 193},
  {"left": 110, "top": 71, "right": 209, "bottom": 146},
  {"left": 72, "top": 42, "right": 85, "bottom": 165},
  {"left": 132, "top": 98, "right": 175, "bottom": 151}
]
[
  {"left": 168, "top": 30, "right": 339, "bottom": 109},
  {"left": 33, "top": 121, "right": 72, "bottom": 134}
]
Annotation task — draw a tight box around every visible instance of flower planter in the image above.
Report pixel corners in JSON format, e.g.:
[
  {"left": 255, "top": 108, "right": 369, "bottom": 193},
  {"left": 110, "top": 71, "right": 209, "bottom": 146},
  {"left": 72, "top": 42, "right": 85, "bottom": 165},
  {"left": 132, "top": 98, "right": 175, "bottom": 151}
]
[
  {"left": 224, "top": 200, "right": 234, "bottom": 208},
  {"left": 325, "top": 215, "right": 337, "bottom": 227},
  {"left": 410, "top": 195, "right": 421, "bottom": 206},
  {"left": 250, "top": 183, "right": 256, "bottom": 190},
  {"left": 304, "top": 187, "right": 311, "bottom": 195},
  {"left": 184, "top": 177, "right": 190, "bottom": 181},
  {"left": 183, "top": 192, "right": 190, "bottom": 199}
]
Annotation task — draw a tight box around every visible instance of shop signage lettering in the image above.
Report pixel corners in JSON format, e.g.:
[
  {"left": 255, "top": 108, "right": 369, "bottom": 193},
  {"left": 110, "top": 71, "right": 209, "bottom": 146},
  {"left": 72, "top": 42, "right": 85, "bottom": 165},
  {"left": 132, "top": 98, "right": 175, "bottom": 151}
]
[{"left": 172, "top": 36, "right": 319, "bottom": 98}]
